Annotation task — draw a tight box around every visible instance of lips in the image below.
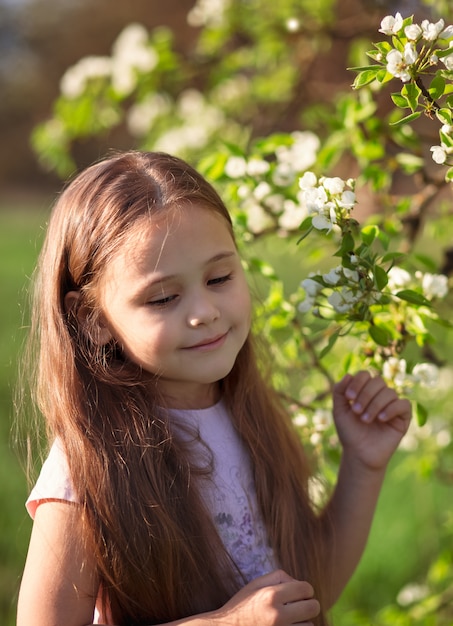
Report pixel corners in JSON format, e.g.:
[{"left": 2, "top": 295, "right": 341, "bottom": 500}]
[{"left": 184, "top": 332, "right": 228, "bottom": 350}]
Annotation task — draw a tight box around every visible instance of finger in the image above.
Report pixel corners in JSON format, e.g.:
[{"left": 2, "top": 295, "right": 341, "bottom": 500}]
[
  {"left": 246, "top": 569, "right": 294, "bottom": 591},
  {"left": 351, "top": 376, "right": 386, "bottom": 422},
  {"left": 335, "top": 370, "right": 373, "bottom": 407},
  {"left": 276, "top": 580, "right": 315, "bottom": 604},
  {"left": 377, "top": 398, "right": 412, "bottom": 428},
  {"left": 333, "top": 373, "right": 353, "bottom": 396},
  {"left": 282, "top": 597, "right": 321, "bottom": 623},
  {"left": 333, "top": 374, "right": 355, "bottom": 412}
]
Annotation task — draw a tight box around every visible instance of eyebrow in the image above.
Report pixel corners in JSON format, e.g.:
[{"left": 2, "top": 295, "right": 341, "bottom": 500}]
[{"left": 134, "top": 251, "right": 237, "bottom": 294}]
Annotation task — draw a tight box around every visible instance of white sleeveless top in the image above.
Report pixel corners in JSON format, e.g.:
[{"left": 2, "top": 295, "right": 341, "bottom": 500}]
[{"left": 27, "top": 400, "right": 277, "bottom": 623}]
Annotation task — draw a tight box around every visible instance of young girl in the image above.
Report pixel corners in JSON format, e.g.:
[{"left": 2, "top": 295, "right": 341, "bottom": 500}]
[{"left": 17, "top": 151, "right": 411, "bottom": 626}]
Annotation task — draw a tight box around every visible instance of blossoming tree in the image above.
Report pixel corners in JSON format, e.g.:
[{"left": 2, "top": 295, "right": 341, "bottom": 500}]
[{"left": 30, "top": 1, "right": 453, "bottom": 623}]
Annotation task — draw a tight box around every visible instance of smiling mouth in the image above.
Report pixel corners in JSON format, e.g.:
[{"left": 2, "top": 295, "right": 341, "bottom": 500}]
[{"left": 184, "top": 332, "right": 228, "bottom": 350}]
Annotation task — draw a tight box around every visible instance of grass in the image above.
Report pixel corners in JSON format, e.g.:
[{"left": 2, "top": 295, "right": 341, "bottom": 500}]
[
  {"left": 1, "top": 203, "right": 452, "bottom": 625},
  {"left": 0, "top": 205, "right": 47, "bottom": 626}
]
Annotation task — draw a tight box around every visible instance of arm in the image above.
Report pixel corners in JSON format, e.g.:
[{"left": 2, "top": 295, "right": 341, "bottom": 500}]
[
  {"left": 17, "top": 502, "right": 320, "bottom": 626},
  {"left": 319, "top": 371, "right": 412, "bottom": 607},
  {"left": 17, "top": 501, "right": 99, "bottom": 626}
]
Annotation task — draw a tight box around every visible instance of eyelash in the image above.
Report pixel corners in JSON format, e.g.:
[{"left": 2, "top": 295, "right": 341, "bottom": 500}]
[
  {"left": 207, "top": 273, "right": 232, "bottom": 286},
  {"left": 148, "top": 274, "right": 233, "bottom": 307}
]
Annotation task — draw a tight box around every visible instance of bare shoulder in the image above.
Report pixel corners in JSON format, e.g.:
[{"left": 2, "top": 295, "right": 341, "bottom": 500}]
[{"left": 17, "top": 501, "right": 99, "bottom": 626}]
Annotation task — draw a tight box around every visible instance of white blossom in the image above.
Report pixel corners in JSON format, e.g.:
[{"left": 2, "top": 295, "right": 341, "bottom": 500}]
[
  {"left": 343, "top": 267, "right": 359, "bottom": 283},
  {"left": 60, "top": 56, "right": 112, "bottom": 98},
  {"left": 383, "top": 357, "right": 407, "bottom": 387},
  {"left": 264, "top": 193, "right": 285, "bottom": 213},
  {"left": 421, "top": 272, "right": 448, "bottom": 299},
  {"left": 187, "top": 0, "right": 230, "bottom": 27},
  {"left": 225, "top": 156, "right": 247, "bottom": 178},
  {"left": 323, "top": 267, "right": 342, "bottom": 286},
  {"left": 278, "top": 200, "right": 308, "bottom": 230},
  {"left": 328, "top": 288, "right": 357, "bottom": 313},
  {"left": 212, "top": 76, "right": 249, "bottom": 105},
  {"left": 312, "top": 409, "right": 332, "bottom": 431},
  {"left": 397, "top": 583, "right": 429, "bottom": 607},
  {"left": 437, "top": 429, "right": 451, "bottom": 447},
  {"left": 298, "top": 297, "right": 315, "bottom": 313},
  {"left": 127, "top": 93, "right": 171, "bottom": 136},
  {"left": 430, "top": 145, "right": 448, "bottom": 164},
  {"left": 338, "top": 190, "right": 356, "bottom": 209},
  {"left": 441, "top": 52, "right": 453, "bottom": 71},
  {"left": 299, "top": 171, "right": 318, "bottom": 190},
  {"left": 276, "top": 131, "right": 320, "bottom": 173},
  {"left": 272, "top": 162, "right": 295, "bottom": 187},
  {"left": 303, "top": 186, "right": 328, "bottom": 212},
  {"left": 440, "top": 25, "right": 453, "bottom": 40},
  {"left": 379, "top": 13, "right": 403, "bottom": 36},
  {"left": 253, "top": 181, "right": 272, "bottom": 201},
  {"left": 111, "top": 24, "right": 158, "bottom": 96},
  {"left": 309, "top": 432, "right": 322, "bottom": 446},
  {"left": 293, "top": 412, "right": 308, "bottom": 427},
  {"left": 404, "top": 24, "right": 422, "bottom": 41},
  {"left": 321, "top": 176, "right": 345, "bottom": 195},
  {"left": 387, "top": 266, "right": 412, "bottom": 291},
  {"left": 247, "top": 158, "right": 270, "bottom": 176},
  {"left": 245, "top": 202, "right": 273, "bottom": 234},
  {"left": 421, "top": 19, "right": 445, "bottom": 41},
  {"left": 412, "top": 363, "right": 439, "bottom": 388},
  {"left": 386, "top": 44, "right": 418, "bottom": 82},
  {"left": 286, "top": 18, "right": 300, "bottom": 33},
  {"left": 312, "top": 206, "right": 337, "bottom": 232},
  {"left": 301, "top": 277, "right": 322, "bottom": 297}
]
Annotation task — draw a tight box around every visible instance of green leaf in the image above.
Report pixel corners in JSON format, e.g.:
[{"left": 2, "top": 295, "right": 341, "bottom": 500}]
[
  {"left": 435, "top": 47, "right": 453, "bottom": 59},
  {"left": 369, "top": 324, "right": 391, "bottom": 346},
  {"left": 352, "top": 68, "right": 381, "bottom": 89},
  {"left": 374, "top": 264, "right": 389, "bottom": 290},
  {"left": 440, "top": 129, "right": 453, "bottom": 148},
  {"left": 381, "top": 252, "right": 406, "bottom": 264},
  {"left": 429, "top": 75, "right": 446, "bottom": 100},
  {"left": 374, "top": 41, "right": 393, "bottom": 55},
  {"left": 337, "top": 232, "right": 355, "bottom": 255},
  {"left": 445, "top": 167, "right": 453, "bottom": 182},
  {"left": 395, "top": 152, "right": 424, "bottom": 173},
  {"left": 436, "top": 107, "right": 452, "bottom": 125},
  {"left": 198, "top": 152, "right": 229, "bottom": 180},
  {"left": 376, "top": 69, "right": 394, "bottom": 84},
  {"left": 252, "top": 133, "right": 293, "bottom": 153},
  {"left": 247, "top": 257, "right": 278, "bottom": 280},
  {"left": 390, "top": 111, "right": 422, "bottom": 127},
  {"left": 401, "top": 82, "right": 421, "bottom": 112},
  {"left": 414, "top": 401, "right": 428, "bottom": 427},
  {"left": 395, "top": 289, "right": 431, "bottom": 306},
  {"left": 296, "top": 221, "right": 314, "bottom": 244},
  {"left": 319, "top": 329, "right": 341, "bottom": 360},
  {"left": 361, "top": 224, "right": 379, "bottom": 246},
  {"left": 391, "top": 92, "right": 409, "bottom": 108}
]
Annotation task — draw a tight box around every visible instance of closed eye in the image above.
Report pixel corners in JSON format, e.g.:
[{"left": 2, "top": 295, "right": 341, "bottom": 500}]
[
  {"left": 208, "top": 274, "right": 232, "bottom": 286},
  {"left": 148, "top": 294, "right": 178, "bottom": 307}
]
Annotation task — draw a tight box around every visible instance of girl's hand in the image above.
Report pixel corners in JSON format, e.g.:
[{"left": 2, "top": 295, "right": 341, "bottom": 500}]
[
  {"left": 333, "top": 370, "right": 412, "bottom": 472},
  {"left": 213, "top": 569, "right": 320, "bottom": 626}
]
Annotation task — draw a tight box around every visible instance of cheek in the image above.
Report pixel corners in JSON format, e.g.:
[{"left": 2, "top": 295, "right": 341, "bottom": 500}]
[{"left": 235, "top": 281, "right": 252, "bottom": 328}]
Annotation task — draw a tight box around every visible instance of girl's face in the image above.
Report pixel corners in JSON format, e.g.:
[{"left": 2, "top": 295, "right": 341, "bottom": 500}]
[{"left": 99, "top": 205, "right": 252, "bottom": 409}]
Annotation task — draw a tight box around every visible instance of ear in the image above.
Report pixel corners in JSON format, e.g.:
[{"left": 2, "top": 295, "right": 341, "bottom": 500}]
[{"left": 64, "top": 290, "right": 113, "bottom": 346}]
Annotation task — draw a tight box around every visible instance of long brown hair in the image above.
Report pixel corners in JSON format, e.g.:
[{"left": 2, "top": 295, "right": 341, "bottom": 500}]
[{"left": 24, "top": 151, "right": 329, "bottom": 624}]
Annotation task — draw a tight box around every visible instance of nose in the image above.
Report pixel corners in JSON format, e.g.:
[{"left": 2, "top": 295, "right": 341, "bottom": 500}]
[{"left": 187, "top": 291, "right": 220, "bottom": 327}]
